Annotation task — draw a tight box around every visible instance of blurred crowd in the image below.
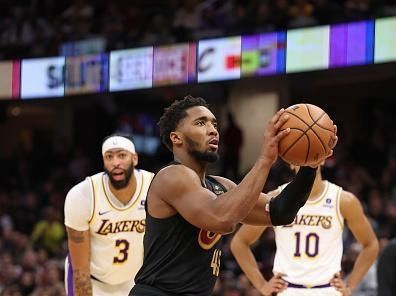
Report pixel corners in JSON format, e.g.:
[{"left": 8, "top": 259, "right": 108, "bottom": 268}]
[
  {"left": 0, "top": 102, "right": 396, "bottom": 295},
  {"left": 1, "top": 0, "right": 396, "bottom": 59}
]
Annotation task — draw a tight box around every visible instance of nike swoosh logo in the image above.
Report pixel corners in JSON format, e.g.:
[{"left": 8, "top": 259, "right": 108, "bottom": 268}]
[{"left": 98, "top": 210, "right": 111, "bottom": 216}]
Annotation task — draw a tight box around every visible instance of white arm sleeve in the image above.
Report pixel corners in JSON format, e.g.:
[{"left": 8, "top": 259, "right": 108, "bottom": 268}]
[{"left": 64, "top": 178, "right": 93, "bottom": 231}]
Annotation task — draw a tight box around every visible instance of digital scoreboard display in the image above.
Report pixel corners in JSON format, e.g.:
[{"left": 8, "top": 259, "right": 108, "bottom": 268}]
[
  {"left": 21, "top": 57, "right": 65, "bottom": 99},
  {"left": 197, "top": 36, "right": 241, "bottom": 82},
  {"left": 109, "top": 47, "right": 153, "bottom": 91}
]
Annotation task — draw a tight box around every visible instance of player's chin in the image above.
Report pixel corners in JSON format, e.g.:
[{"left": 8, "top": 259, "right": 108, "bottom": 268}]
[
  {"left": 208, "top": 147, "right": 218, "bottom": 153},
  {"left": 206, "top": 151, "right": 220, "bottom": 163}
]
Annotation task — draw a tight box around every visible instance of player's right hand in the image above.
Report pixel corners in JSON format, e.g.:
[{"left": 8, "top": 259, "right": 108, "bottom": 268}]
[
  {"left": 306, "top": 124, "right": 338, "bottom": 168},
  {"left": 260, "top": 109, "right": 290, "bottom": 165},
  {"left": 258, "top": 273, "right": 288, "bottom": 296}
]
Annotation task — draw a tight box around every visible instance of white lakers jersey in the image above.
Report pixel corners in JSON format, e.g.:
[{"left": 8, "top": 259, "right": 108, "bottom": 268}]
[
  {"left": 88, "top": 169, "right": 154, "bottom": 285},
  {"left": 273, "top": 181, "right": 344, "bottom": 286}
]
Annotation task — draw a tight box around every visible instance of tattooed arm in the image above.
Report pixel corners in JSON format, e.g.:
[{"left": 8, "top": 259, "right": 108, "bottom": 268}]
[{"left": 66, "top": 227, "right": 92, "bottom": 296}]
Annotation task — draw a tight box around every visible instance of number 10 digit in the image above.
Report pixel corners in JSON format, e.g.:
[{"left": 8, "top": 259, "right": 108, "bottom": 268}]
[{"left": 294, "top": 232, "right": 319, "bottom": 258}]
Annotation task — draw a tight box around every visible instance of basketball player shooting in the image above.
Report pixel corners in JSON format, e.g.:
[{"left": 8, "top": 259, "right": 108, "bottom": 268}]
[
  {"left": 64, "top": 133, "right": 154, "bottom": 296},
  {"left": 130, "top": 95, "right": 337, "bottom": 296},
  {"left": 231, "top": 164, "right": 379, "bottom": 296}
]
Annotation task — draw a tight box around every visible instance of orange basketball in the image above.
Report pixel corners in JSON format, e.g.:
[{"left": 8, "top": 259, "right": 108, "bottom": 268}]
[{"left": 278, "top": 103, "right": 336, "bottom": 166}]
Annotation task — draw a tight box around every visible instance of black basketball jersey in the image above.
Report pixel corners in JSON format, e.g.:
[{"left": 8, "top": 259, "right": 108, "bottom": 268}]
[{"left": 131, "top": 164, "right": 228, "bottom": 296}]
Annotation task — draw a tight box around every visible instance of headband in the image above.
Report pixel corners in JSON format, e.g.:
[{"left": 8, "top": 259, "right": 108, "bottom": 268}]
[{"left": 102, "top": 136, "right": 136, "bottom": 155}]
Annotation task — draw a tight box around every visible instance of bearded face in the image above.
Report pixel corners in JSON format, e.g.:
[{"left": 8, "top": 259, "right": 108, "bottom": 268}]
[
  {"left": 103, "top": 149, "right": 136, "bottom": 189},
  {"left": 185, "top": 136, "right": 219, "bottom": 163},
  {"left": 104, "top": 162, "right": 134, "bottom": 189}
]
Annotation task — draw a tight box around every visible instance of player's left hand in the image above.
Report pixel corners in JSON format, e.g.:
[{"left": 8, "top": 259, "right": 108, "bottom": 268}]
[{"left": 330, "top": 273, "right": 352, "bottom": 296}]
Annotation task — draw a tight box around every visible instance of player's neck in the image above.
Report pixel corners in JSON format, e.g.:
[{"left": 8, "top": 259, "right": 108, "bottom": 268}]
[
  {"left": 109, "top": 175, "right": 137, "bottom": 205},
  {"left": 308, "top": 174, "right": 326, "bottom": 200},
  {"left": 174, "top": 154, "right": 207, "bottom": 182}
]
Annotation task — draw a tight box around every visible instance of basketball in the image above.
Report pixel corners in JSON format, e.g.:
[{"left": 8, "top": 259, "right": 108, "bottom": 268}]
[{"left": 278, "top": 103, "right": 336, "bottom": 166}]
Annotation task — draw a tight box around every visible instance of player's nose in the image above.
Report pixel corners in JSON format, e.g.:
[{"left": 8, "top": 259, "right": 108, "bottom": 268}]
[
  {"left": 111, "top": 157, "right": 122, "bottom": 167},
  {"left": 207, "top": 123, "right": 218, "bottom": 136}
]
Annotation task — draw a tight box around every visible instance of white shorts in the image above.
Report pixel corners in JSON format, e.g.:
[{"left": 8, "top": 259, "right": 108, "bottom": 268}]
[
  {"left": 65, "top": 257, "right": 134, "bottom": 296},
  {"left": 278, "top": 287, "right": 341, "bottom": 296}
]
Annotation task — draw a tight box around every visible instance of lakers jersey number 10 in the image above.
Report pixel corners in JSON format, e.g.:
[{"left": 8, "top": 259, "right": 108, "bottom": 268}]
[{"left": 273, "top": 181, "right": 344, "bottom": 286}]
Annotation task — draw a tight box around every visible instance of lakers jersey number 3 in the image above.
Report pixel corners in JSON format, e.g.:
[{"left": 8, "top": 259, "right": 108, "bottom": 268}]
[{"left": 88, "top": 169, "right": 154, "bottom": 285}]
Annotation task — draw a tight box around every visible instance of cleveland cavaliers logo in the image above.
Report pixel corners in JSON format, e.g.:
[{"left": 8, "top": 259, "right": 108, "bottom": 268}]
[{"left": 198, "top": 230, "right": 221, "bottom": 250}]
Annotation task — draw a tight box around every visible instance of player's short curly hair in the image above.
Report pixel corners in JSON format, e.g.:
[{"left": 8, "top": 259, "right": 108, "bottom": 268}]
[{"left": 158, "top": 95, "right": 210, "bottom": 151}]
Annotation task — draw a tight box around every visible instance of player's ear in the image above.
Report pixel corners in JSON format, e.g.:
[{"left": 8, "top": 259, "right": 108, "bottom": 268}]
[
  {"left": 170, "top": 131, "right": 183, "bottom": 146},
  {"left": 131, "top": 152, "right": 138, "bottom": 167}
]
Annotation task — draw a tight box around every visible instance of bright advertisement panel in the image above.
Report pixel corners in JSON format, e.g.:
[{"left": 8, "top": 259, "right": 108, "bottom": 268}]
[
  {"left": 109, "top": 47, "right": 153, "bottom": 91},
  {"left": 0, "top": 61, "right": 20, "bottom": 99},
  {"left": 375, "top": 17, "right": 396, "bottom": 63},
  {"left": 329, "top": 20, "right": 374, "bottom": 67},
  {"left": 65, "top": 54, "right": 108, "bottom": 95},
  {"left": 241, "top": 32, "right": 286, "bottom": 76},
  {"left": 286, "top": 26, "right": 330, "bottom": 73},
  {"left": 197, "top": 36, "right": 241, "bottom": 82},
  {"left": 21, "top": 57, "right": 64, "bottom": 99},
  {"left": 153, "top": 43, "right": 196, "bottom": 86}
]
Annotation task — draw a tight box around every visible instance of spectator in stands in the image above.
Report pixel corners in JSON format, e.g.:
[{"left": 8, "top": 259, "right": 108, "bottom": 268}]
[
  {"left": 272, "top": 0, "right": 291, "bottom": 29},
  {"left": 173, "top": 0, "right": 199, "bottom": 41},
  {"left": 221, "top": 112, "right": 243, "bottom": 182},
  {"left": 30, "top": 206, "right": 65, "bottom": 256},
  {"left": 385, "top": 200, "right": 396, "bottom": 238},
  {"left": 344, "top": 0, "right": 372, "bottom": 20},
  {"left": 18, "top": 269, "right": 36, "bottom": 295},
  {"left": 288, "top": 0, "right": 317, "bottom": 27}
]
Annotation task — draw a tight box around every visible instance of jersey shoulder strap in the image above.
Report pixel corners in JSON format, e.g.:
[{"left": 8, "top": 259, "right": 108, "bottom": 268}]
[{"left": 205, "top": 175, "right": 227, "bottom": 195}]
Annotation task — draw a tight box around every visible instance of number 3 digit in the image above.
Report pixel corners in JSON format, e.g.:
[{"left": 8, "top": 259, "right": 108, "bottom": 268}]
[{"left": 113, "top": 239, "right": 130, "bottom": 264}]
